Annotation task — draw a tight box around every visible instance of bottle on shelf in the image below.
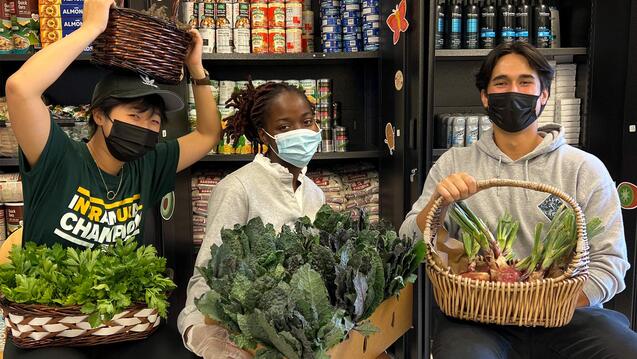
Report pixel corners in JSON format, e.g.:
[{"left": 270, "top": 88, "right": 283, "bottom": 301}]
[
  {"left": 515, "top": 0, "right": 530, "bottom": 43},
  {"left": 448, "top": 0, "right": 463, "bottom": 49},
  {"left": 480, "top": 0, "right": 497, "bottom": 49},
  {"left": 435, "top": 0, "right": 446, "bottom": 49},
  {"left": 464, "top": 0, "right": 480, "bottom": 49},
  {"left": 499, "top": 0, "right": 515, "bottom": 45},
  {"left": 534, "top": 0, "right": 552, "bottom": 48}
]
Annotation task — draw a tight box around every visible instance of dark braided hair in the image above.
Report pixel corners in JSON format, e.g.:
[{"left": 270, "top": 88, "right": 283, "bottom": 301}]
[{"left": 224, "top": 81, "right": 314, "bottom": 146}]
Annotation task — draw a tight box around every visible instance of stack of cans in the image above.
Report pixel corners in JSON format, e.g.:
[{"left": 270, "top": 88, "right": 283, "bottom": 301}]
[
  {"left": 362, "top": 0, "right": 380, "bottom": 51},
  {"left": 302, "top": 6, "right": 314, "bottom": 52},
  {"left": 285, "top": 0, "right": 303, "bottom": 53},
  {"left": 341, "top": 0, "right": 363, "bottom": 52},
  {"left": 316, "top": 79, "right": 334, "bottom": 152},
  {"left": 320, "top": 0, "right": 342, "bottom": 53}
]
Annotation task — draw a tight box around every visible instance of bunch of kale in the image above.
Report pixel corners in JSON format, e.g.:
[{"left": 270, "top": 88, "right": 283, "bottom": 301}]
[{"left": 196, "top": 205, "right": 425, "bottom": 359}]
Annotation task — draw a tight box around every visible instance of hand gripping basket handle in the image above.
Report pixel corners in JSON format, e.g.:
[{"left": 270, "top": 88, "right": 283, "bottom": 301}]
[{"left": 422, "top": 178, "right": 590, "bottom": 280}]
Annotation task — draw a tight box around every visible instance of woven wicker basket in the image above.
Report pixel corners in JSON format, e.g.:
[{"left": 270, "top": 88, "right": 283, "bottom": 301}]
[
  {"left": 424, "top": 179, "right": 590, "bottom": 328},
  {"left": 91, "top": 2, "right": 191, "bottom": 85},
  {"left": 0, "top": 297, "right": 161, "bottom": 348}
]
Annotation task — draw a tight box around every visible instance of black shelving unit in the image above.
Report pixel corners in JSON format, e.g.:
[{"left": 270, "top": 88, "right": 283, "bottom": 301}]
[
  {"left": 0, "top": 158, "right": 18, "bottom": 167},
  {"left": 435, "top": 47, "right": 588, "bottom": 59},
  {"left": 199, "top": 150, "right": 381, "bottom": 163}
]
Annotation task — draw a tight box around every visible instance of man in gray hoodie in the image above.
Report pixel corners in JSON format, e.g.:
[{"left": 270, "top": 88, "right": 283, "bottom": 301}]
[{"left": 400, "top": 41, "right": 637, "bottom": 358}]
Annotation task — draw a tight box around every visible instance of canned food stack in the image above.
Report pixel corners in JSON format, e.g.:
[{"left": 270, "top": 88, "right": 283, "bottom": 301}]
[
  {"left": 341, "top": 0, "right": 362, "bottom": 52},
  {"left": 187, "top": 78, "right": 219, "bottom": 134},
  {"left": 362, "top": 0, "right": 380, "bottom": 51},
  {"left": 251, "top": 0, "right": 268, "bottom": 53},
  {"left": 285, "top": 0, "right": 303, "bottom": 53},
  {"left": 301, "top": 8, "right": 313, "bottom": 52},
  {"left": 316, "top": 78, "right": 337, "bottom": 152},
  {"left": 38, "top": 1, "right": 88, "bottom": 52},
  {"left": 267, "top": 0, "right": 285, "bottom": 53},
  {"left": 320, "top": 0, "right": 342, "bottom": 53},
  {"left": 191, "top": 171, "right": 227, "bottom": 245}
]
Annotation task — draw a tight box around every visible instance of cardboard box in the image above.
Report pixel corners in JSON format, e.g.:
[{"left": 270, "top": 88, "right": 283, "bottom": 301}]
[
  {"left": 39, "top": 3, "right": 82, "bottom": 17},
  {"left": 328, "top": 284, "right": 413, "bottom": 359},
  {"left": 205, "top": 284, "right": 414, "bottom": 359},
  {"left": 38, "top": 0, "right": 83, "bottom": 5}
]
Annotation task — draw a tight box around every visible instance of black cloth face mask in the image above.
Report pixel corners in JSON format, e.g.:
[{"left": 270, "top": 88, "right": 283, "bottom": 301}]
[
  {"left": 102, "top": 117, "right": 159, "bottom": 162},
  {"left": 486, "top": 92, "right": 542, "bottom": 133}
]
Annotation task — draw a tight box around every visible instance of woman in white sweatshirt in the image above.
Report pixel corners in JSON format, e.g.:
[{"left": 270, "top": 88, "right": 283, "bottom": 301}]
[{"left": 178, "top": 81, "right": 325, "bottom": 358}]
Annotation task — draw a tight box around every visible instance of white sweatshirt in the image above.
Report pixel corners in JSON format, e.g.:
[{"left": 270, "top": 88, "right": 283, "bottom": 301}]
[
  {"left": 177, "top": 154, "right": 325, "bottom": 351},
  {"left": 400, "top": 125, "right": 629, "bottom": 306}
]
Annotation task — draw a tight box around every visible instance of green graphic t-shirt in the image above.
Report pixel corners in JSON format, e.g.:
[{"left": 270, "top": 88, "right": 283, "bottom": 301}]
[{"left": 19, "top": 115, "right": 179, "bottom": 248}]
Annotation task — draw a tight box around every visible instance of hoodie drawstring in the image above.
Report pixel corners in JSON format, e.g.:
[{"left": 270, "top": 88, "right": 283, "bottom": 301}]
[
  {"left": 496, "top": 156, "right": 502, "bottom": 197},
  {"left": 524, "top": 159, "right": 530, "bottom": 200}
]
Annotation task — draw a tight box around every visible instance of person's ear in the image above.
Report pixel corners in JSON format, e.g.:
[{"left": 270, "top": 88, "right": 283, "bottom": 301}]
[
  {"left": 540, "top": 88, "right": 549, "bottom": 106},
  {"left": 480, "top": 89, "right": 489, "bottom": 109},
  {"left": 92, "top": 109, "right": 107, "bottom": 126}
]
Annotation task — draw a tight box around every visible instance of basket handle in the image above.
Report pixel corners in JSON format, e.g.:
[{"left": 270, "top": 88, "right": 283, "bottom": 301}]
[
  {"left": 422, "top": 178, "right": 590, "bottom": 280},
  {"left": 171, "top": 0, "right": 181, "bottom": 23}
]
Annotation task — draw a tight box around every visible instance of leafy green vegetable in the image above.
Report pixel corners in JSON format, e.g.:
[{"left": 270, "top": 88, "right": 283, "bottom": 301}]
[
  {"left": 0, "top": 240, "right": 175, "bottom": 327},
  {"left": 196, "top": 205, "right": 422, "bottom": 358}
]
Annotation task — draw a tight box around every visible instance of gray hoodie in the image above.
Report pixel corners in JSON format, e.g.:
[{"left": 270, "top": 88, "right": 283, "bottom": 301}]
[{"left": 400, "top": 124, "right": 629, "bottom": 306}]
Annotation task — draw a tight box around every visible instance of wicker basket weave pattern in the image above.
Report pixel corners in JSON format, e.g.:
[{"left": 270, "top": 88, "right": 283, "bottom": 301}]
[
  {"left": 423, "top": 179, "right": 590, "bottom": 327},
  {"left": 91, "top": 4, "right": 191, "bottom": 85},
  {"left": 1, "top": 298, "right": 161, "bottom": 348}
]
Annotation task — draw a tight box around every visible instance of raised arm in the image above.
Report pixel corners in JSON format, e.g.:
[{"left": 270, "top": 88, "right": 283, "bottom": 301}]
[
  {"left": 176, "top": 30, "right": 221, "bottom": 172},
  {"left": 5, "top": 0, "right": 114, "bottom": 167}
]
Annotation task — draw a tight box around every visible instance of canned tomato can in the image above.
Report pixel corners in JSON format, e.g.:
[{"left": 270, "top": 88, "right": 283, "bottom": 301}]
[
  {"left": 269, "top": 28, "right": 286, "bottom": 53},
  {"left": 303, "top": 35, "right": 314, "bottom": 52},
  {"left": 252, "top": 28, "right": 269, "bottom": 53},
  {"left": 302, "top": 10, "right": 314, "bottom": 32},
  {"left": 267, "top": 1, "right": 286, "bottom": 28},
  {"left": 250, "top": 2, "right": 268, "bottom": 28},
  {"left": 286, "top": 28, "right": 303, "bottom": 53},
  {"left": 285, "top": 2, "right": 303, "bottom": 28},
  {"left": 334, "top": 126, "right": 348, "bottom": 152}
]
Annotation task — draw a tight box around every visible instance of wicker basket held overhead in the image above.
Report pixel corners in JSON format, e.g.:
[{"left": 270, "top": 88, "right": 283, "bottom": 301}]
[
  {"left": 0, "top": 298, "right": 161, "bottom": 348},
  {"left": 423, "top": 179, "right": 590, "bottom": 328},
  {"left": 91, "top": 1, "right": 191, "bottom": 85}
]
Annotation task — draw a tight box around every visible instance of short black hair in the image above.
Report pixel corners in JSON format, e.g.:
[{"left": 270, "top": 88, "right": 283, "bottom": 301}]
[
  {"left": 475, "top": 41, "right": 555, "bottom": 93},
  {"left": 224, "top": 81, "right": 314, "bottom": 146},
  {"left": 88, "top": 95, "right": 166, "bottom": 137}
]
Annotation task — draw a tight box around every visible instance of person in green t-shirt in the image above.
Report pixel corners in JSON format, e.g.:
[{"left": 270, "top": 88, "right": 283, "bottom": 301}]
[
  {"left": 5, "top": 0, "right": 220, "bottom": 250},
  {"left": 3, "top": 0, "right": 219, "bottom": 357}
]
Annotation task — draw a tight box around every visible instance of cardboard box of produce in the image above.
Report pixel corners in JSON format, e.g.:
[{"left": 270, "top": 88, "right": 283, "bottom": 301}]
[{"left": 205, "top": 284, "right": 414, "bottom": 359}]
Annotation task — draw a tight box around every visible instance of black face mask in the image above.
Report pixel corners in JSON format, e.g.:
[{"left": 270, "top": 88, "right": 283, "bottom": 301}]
[
  {"left": 486, "top": 92, "right": 541, "bottom": 133},
  {"left": 102, "top": 118, "right": 159, "bottom": 162}
]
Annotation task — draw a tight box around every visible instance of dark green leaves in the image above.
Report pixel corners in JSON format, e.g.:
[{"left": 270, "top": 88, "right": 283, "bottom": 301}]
[
  {"left": 196, "top": 205, "right": 422, "bottom": 358},
  {"left": 0, "top": 240, "right": 175, "bottom": 327}
]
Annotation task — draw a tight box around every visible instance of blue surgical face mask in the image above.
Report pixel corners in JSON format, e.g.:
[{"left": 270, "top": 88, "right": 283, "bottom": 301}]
[{"left": 263, "top": 128, "right": 322, "bottom": 168}]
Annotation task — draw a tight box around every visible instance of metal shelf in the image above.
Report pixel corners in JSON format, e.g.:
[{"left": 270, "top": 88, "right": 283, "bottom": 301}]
[
  {"left": 0, "top": 52, "right": 92, "bottom": 62},
  {"left": 202, "top": 51, "right": 380, "bottom": 62},
  {"left": 435, "top": 47, "right": 588, "bottom": 59},
  {"left": 200, "top": 150, "right": 381, "bottom": 163},
  {"left": 0, "top": 158, "right": 19, "bottom": 166}
]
